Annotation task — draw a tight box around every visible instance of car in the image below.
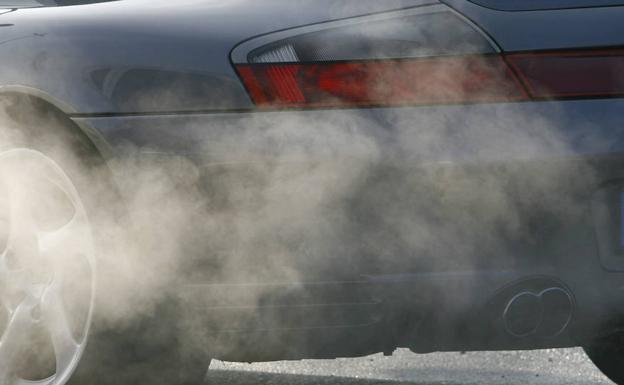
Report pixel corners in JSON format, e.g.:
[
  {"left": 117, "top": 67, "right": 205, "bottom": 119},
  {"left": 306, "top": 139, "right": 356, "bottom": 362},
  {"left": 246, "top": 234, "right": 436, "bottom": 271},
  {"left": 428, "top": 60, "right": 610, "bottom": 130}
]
[{"left": 1, "top": 0, "right": 624, "bottom": 384}]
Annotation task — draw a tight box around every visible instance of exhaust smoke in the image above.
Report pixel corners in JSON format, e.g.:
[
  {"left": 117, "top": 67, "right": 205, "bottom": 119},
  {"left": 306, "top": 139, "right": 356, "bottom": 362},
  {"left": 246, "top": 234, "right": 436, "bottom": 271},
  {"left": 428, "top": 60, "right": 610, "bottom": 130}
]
[{"left": 0, "top": 11, "right": 612, "bottom": 383}]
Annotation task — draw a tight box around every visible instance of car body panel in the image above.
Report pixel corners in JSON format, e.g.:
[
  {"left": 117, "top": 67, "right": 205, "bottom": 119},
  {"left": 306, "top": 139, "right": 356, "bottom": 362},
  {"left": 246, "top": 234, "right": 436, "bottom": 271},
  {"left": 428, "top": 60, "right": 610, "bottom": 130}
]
[
  {"left": 442, "top": 0, "right": 624, "bottom": 51},
  {"left": 0, "top": 0, "right": 622, "bottom": 115},
  {"left": 0, "top": 0, "right": 435, "bottom": 114},
  {"left": 1, "top": 0, "right": 622, "bottom": 116},
  {"left": 72, "top": 97, "right": 624, "bottom": 280},
  {"left": 465, "top": 0, "right": 624, "bottom": 11},
  {"left": 73, "top": 99, "right": 624, "bottom": 162}
]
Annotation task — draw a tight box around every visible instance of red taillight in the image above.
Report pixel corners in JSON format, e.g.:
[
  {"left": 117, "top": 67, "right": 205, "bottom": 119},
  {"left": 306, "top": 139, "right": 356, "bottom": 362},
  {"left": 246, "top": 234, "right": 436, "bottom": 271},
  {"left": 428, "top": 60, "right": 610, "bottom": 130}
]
[
  {"left": 237, "top": 48, "right": 624, "bottom": 109},
  {"left": 236, "top": 55, "right": 529, "bottom": 109},
  {"left": 505, "top": 49, "right": 624, "bottom": 99}
]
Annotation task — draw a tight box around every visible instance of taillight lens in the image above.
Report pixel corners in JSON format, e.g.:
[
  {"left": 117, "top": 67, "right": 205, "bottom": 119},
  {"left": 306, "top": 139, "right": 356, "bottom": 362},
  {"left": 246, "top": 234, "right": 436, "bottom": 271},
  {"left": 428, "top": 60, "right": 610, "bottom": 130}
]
[
  {"left": 236, "top": 56, "right": 527, "bottom": 108},
  {"left": 506, "top": 49, "right": 624, "bottom": 99}
]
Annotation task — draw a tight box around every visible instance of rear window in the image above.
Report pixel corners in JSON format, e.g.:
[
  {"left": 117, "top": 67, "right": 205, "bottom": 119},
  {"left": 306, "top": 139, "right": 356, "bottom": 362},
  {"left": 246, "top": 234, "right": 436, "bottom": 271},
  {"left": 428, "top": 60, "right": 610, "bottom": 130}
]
[{"left": 466, "top": 0, "right": 624, "bottom": 11}]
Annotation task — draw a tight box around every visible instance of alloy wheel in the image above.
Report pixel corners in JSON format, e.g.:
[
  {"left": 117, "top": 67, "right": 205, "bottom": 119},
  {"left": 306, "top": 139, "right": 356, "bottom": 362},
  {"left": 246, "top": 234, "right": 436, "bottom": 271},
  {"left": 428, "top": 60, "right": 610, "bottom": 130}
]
[{"left": 0, "top": 149, "right": 95, "bottom": 385}]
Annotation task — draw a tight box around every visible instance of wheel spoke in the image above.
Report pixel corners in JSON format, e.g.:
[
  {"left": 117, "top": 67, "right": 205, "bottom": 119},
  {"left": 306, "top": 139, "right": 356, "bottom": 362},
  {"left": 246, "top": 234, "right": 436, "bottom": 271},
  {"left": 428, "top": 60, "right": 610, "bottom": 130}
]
[
  {"left": 40, "top": 282, "right": 79, "bottom": 375},
  {"left": 0, "top": 249, "right": 8, "bottom": 285},
  {"left": 3, "top": 186, "right": 39, "bottom": 275},
  {"left": 0, "top": 298, "right": 37, "bottom": 384}
]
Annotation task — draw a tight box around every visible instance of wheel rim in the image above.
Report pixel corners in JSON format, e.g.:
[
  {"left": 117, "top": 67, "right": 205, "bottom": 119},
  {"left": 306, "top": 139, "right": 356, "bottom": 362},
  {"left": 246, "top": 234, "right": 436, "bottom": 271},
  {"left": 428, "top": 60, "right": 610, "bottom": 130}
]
[{"left": 0, "top": 149, "right": 95, "bottom": 385}]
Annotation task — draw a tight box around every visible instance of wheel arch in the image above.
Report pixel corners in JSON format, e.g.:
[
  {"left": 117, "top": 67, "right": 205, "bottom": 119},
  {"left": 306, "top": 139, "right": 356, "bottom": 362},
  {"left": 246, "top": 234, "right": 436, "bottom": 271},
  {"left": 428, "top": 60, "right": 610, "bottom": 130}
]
[{"left": 0, "top": 86, "right": 113, "bottom": 159}]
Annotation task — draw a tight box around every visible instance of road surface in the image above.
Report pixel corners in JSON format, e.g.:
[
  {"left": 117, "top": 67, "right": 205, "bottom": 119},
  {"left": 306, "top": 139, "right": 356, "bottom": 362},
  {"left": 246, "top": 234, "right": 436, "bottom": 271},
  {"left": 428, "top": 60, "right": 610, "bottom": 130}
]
[{"left": 206, "top": 348, "right": 612, "bottom": 385}]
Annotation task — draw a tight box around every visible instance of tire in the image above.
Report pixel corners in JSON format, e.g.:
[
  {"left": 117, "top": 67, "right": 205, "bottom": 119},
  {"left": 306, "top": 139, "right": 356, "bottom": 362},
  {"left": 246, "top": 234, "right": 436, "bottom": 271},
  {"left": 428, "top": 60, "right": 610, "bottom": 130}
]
[
  {"left": 0, "top": 95, "right": 208, "bottom": 385},
  {"left": 584, "top": 331, "right": 624, "bottom": 385}
]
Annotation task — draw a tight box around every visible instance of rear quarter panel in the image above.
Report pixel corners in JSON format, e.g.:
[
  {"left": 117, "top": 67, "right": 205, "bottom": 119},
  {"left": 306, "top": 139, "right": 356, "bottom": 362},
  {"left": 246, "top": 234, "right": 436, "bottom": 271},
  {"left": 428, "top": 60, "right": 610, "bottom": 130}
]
[
  {"left": 442, "top": 0, "right": 624, "bottom": 50},
  {"left": 0, "top": 0, "right": 435, "bottom": 114}
]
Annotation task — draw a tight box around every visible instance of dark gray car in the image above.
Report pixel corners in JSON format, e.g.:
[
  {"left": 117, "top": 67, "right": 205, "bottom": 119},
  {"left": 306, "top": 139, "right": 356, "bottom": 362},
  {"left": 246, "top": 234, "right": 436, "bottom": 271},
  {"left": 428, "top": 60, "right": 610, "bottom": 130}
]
[{"left": 1, "top": 1, "right": 624, "bottom": 384}]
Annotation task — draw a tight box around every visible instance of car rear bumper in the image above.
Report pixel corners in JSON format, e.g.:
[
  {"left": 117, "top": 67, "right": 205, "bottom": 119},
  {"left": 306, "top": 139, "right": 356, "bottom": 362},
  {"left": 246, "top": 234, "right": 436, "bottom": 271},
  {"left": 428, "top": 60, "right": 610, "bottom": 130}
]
[
  {"left": 73, "top": 97, "right": 624, "bottom": 270},
  {"left": 73, "top": 98, "right": 624, "bottom": 358},
  {"left": 179, "top": 268, "right": 624, "bottom": 361}
]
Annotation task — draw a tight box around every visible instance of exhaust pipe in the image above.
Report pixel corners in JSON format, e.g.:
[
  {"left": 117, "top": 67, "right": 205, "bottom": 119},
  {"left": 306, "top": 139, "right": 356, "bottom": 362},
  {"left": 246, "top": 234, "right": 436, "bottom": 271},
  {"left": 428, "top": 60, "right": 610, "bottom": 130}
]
[{"left": 503, "top": 287, "right": 573, "bottom": 338}]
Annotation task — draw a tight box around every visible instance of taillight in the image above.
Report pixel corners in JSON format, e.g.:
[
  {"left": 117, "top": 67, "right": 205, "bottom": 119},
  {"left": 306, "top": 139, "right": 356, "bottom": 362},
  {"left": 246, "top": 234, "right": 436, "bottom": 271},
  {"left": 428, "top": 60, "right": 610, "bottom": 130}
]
[
  {"left": 232, "top": 5, "right": 624, "bottom": 109},
  {"left": 505, "top": 49, "right": 624, "bottom": 99},
  {"left": 236, "top": 57, "right": 527, "bottom": 108}
]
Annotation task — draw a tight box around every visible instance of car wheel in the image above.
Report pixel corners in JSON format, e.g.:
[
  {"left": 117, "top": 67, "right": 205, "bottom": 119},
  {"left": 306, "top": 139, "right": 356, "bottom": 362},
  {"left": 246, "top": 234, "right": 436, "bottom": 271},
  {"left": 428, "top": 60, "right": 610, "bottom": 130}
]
[
  {"left": 0, "top": 96, "right": 208, "bottom": 385},
  {"left": 0, "top": 148, "right": 96, "bottom": 385},
  {"left": 584, "top": 331, "right": 624, "bottom": 385}
]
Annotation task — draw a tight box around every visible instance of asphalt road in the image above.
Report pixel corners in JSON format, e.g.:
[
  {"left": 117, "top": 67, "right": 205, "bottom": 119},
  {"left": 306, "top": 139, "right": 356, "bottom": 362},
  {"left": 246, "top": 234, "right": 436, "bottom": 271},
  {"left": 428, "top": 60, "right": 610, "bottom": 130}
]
[{"left": 206, "top": 348, "right": 612, "bottom": 385}]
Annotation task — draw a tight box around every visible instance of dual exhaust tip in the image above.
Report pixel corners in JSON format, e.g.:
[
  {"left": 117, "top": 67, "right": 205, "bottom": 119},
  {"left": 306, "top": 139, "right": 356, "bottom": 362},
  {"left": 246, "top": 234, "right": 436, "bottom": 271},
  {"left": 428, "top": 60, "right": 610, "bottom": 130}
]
[{"left": 502, "top": 287, "right": 574, "bottom": 339}]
